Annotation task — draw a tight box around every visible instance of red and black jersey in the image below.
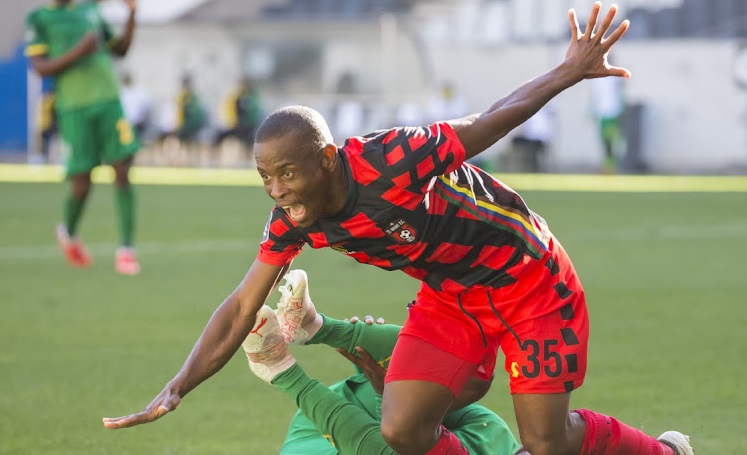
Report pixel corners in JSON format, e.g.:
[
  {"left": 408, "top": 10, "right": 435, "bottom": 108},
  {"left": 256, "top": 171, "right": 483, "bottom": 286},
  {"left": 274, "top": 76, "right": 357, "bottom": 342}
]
[{"left": 258, "top": 122, "right": 554, "bottom": 293}]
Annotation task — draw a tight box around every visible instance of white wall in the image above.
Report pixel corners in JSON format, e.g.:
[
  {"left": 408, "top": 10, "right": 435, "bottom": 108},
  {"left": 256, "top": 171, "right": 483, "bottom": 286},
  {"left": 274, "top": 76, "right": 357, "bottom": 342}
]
[
  {"left": 122, "top": 21, "right": 747, "bottom": 173},
  {"left": 425, "top": 40, "right": 747, "bottom": 173},
  {"left": 118, "top": 24, "right": 242, "bottom": 130}
]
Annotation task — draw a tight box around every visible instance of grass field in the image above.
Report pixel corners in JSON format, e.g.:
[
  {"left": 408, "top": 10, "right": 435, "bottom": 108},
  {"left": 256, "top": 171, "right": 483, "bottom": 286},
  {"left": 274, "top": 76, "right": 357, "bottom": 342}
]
[{"left": 1, "top": 177, "right": 746, "bottom": 454}]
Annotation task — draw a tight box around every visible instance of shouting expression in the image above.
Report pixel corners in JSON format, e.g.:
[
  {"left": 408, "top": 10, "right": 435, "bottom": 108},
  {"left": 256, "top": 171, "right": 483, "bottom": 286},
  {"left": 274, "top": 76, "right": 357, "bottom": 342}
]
[{"left": 255, "top": 132, "right": 342, "bottom": 228}]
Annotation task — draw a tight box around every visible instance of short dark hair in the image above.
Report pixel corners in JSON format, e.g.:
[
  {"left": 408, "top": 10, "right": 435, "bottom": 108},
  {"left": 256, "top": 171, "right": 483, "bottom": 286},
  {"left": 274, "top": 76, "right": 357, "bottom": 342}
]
[{"left": 255, "top": 106, "right": 332, "bottom": 151}]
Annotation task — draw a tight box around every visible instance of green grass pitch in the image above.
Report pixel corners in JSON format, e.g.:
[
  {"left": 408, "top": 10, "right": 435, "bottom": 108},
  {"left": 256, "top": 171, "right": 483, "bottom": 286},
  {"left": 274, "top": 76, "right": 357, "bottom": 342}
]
[{"left": 1, "top": 180, "right": 746, "bottom": 453}]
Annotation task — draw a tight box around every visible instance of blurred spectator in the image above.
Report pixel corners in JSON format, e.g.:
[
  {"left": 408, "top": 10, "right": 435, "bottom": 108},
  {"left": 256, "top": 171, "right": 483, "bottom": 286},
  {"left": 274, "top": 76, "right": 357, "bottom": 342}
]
[
  {"left": 154, "top": 101, "right": 182, "bottom": 166},
  {"left": 213, "top": 76, "right": 263, "bottom": 162},
  {"left": 590, "top": 71, "right": 626, "bottom": 174},
  {"left": 510, "top": 101, "right": 556, "bottom": 173},
  {"left": 152, "top": 75, "right": 207, "bottom": 166},
  {"left": 176, "top": 74, "right": 207, "bottom": 144},
  {"left": 32, "top": 77, "right": 58, "bottom": 164},
  {"left": 120, "top": 71, "right": 152, "bottom": 141}
]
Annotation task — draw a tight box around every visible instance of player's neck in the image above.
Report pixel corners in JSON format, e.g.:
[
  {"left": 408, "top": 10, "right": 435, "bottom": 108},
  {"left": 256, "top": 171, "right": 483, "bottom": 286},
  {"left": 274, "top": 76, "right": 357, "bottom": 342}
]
[{"left": 325, "top": 156, "right": 349, "bottom": 217}]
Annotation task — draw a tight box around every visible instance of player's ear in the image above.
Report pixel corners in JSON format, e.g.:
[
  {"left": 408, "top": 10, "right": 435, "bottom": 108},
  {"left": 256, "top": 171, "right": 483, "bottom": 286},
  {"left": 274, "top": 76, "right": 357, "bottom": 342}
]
[{"left": 321, "top": 144, "right": 337, "bottom": 169}]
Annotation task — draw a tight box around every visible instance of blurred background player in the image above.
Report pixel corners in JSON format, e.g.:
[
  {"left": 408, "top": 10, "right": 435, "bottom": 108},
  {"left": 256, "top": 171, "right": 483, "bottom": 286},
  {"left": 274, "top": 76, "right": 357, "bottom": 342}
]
[
  {"left": 213, "top": 76, "right": 263, "bottom": 166},
  {"left": 176, "top": 73, "right": 207, "bottom": 165},
  {"left": 25, "top": 0, "right": 141, "bottom": 275},
  {"left": 244, "top": 270, "right": 521, "bottom": 455},
  {"left": 590, "top": 62, "right": 626, "bottom": 174},
  {"left": 510, "top": 101, "right": 556, "bottom": 173}
]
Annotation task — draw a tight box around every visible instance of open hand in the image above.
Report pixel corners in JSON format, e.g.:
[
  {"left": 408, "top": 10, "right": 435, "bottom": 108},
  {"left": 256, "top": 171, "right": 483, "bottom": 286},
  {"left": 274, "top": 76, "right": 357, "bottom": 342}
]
[
  {"left": 337, "top": 346, "right": 387, "bottom": 394},
  {"left": 102, "top": 386, "right": 180, "bottom": 429},
  {"left": 565, "top": 2, "right": 631, "bottom": 79}
]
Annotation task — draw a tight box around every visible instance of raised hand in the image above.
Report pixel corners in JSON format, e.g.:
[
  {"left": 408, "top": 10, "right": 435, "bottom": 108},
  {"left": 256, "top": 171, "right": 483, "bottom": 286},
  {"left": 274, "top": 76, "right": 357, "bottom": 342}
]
[
  {"left": 122, "top": 0, "right": 137, "bottom": 13},
  {"left": 566, "top": 2, "right": 631, "bottom": 79}
]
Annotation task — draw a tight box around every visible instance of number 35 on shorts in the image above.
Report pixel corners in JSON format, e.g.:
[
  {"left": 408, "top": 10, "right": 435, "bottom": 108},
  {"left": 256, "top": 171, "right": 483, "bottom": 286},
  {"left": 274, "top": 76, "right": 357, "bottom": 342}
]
[{"left": 511, "top": 338, "right": 565, "bottom": 379}]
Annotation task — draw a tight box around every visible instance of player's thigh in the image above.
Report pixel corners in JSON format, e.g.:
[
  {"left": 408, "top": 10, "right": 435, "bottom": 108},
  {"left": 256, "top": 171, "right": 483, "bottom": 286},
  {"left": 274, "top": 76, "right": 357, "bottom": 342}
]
[
  {"left": 500, "top": 289, "right": 589, "bottom": 395},
  {"left": 57, "top": 107, "right": 99, "bottom": 176},
  {"left": 95, "top": 100, "right": 140, "bottom": 165},
  {"left": 383, "top": 334, "right": 478, "bottom": 433}
]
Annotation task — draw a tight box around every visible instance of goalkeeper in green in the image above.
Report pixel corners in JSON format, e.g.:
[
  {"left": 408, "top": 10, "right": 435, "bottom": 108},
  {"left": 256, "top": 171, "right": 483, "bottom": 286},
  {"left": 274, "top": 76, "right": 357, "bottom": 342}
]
[{"left": 243, "top": 270, "right": 522, "bottom": 455}]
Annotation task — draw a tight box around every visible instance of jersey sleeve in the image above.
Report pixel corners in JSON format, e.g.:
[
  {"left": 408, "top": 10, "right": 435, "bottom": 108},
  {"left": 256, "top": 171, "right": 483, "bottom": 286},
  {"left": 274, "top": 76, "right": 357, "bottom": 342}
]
[
  {"left": 24, "top": 12, "right": 48, "bottom": 58},
  {"left": 351, "top": 121, "right": 466, "bottom": 194},
  {"left": 257, "top": 207, "right": 306, "bottom": 266}
]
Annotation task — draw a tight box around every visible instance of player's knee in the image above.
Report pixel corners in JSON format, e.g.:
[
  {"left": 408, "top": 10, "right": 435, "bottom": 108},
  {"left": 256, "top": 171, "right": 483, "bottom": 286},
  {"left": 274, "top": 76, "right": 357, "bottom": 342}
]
[
  {"left": 380, "top": 417, "right": 437, "bottom": 454},
  {"left": 71, "top": 177, "right": 91, "bottom": 200},
  {"left": 113, "top": 168, "right": 131, "bottom": 188}
]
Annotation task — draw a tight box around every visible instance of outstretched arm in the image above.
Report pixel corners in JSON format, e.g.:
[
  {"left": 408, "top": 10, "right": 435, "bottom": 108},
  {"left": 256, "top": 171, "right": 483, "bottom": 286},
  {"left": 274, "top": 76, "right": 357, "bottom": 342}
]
[
  {"left": 102, "top": 259, "right": 284, "bottom": 429},
  {"left": 450, "top": 2, "right": 631, "bottom": 160}
]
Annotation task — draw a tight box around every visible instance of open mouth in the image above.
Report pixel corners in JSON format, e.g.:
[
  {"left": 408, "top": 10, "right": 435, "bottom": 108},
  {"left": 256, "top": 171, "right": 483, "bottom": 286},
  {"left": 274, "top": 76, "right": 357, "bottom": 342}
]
[{"left": 282, "top": 204, "right": 307, "bottom": 224}]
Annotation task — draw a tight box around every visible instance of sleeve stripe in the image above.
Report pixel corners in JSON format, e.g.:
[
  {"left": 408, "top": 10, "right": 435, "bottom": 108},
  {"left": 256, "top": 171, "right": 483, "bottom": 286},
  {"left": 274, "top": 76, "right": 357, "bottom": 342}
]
[{"left": 24, "top": 44, "right": 48, "bottom": 57}]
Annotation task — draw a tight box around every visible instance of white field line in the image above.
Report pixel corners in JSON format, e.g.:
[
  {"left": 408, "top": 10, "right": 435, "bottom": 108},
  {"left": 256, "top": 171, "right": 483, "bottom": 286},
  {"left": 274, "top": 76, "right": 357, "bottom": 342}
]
[{"left": 1, "top": 222, "right": 746, "bottom": 260}]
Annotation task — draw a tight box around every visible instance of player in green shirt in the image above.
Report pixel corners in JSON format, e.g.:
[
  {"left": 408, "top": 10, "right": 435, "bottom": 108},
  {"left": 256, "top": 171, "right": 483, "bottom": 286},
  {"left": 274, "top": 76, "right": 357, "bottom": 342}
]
[
  {"left": 243, "top": 270, "right": 522, "bottom": 455},
  {"left": 25, "top": 0, "right": 141, "bottom": 275}
]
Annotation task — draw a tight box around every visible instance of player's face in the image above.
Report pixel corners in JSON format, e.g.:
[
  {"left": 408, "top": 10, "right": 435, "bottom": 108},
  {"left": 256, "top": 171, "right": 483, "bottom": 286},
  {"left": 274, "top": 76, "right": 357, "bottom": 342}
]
[{"left": 255, "top": 133, "right": 336, "bottom": 228}]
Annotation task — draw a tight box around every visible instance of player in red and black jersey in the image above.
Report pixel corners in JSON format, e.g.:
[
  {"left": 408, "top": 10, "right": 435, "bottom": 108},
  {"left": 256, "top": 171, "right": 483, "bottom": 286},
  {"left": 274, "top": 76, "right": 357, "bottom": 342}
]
[{"left": 104, "top": 4, "right": 693, "bottom": 455}]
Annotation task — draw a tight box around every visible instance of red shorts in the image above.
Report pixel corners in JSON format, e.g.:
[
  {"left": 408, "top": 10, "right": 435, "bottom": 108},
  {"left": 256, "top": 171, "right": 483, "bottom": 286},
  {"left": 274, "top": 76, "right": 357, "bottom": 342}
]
[
  {"left": 385, "top": 334, "right": 498, "bottom": 396},
  {"left": 392, "top": 238, "right": 589, "bottom": 395}
]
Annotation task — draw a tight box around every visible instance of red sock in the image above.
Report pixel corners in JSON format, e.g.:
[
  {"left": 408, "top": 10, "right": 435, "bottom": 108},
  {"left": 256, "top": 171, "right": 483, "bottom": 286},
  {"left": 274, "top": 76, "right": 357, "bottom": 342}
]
[
  {"left": 575, "top": 409, "right": 675, "bottom": 455},
  {"left": 425, "top": 426, "right": 469, "bottom": 454}
]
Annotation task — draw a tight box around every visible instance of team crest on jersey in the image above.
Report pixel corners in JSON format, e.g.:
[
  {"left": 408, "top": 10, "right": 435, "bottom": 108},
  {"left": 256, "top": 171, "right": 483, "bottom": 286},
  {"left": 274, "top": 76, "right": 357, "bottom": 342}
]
[{"left": 386, "top": 219, "right": 417, "bottom": 243}]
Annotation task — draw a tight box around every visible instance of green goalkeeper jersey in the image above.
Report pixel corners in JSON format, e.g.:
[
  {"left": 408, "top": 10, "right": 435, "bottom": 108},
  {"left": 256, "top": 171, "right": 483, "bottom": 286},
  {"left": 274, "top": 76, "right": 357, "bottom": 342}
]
[
  {"left": 282, "top": 372, "right": 521, "bottom": 455},
  {"left": 25, "top": 2, "right": 120, "bottom": 110}
]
